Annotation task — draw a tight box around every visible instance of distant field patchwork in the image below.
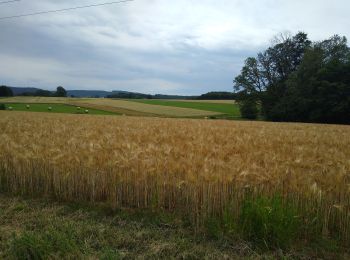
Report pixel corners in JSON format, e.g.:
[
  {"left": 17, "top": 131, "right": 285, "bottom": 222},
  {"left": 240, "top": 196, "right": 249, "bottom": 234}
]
[
  {"left": 0, "top": 97, "right": 238, "bottom": 118},
  {"left": 76, "top": 98, "right": 221, "bottom": 117}
]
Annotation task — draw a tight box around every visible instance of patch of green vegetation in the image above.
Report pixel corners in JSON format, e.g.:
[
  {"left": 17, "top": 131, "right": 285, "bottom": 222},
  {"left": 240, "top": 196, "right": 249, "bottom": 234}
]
[
  {"left": 201, "top": 195, "right": 347, "bottom": 257},
  {"left": 130, "top": 100, "right": 241, "bottom": 117},
  {"left": 0, "top": 194, "right": 348, "bottom": 259},
  {"left": 239, "top": 195, "right": 300, "bottom": 250},
  {"left": 9, "top": 229, "right": 79, "bottom": 259},
  {"left": 2, "top": 103, "right": 119, "bottom": 116}
]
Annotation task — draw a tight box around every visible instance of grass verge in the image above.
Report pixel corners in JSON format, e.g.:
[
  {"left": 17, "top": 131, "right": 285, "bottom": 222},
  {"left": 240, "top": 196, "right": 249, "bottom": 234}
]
[
  {"left": 0, "top": 194, "right": 252, "bottom": 259},
  {"left": 0, "top": 193, "right": 348, "bottom": 259}
]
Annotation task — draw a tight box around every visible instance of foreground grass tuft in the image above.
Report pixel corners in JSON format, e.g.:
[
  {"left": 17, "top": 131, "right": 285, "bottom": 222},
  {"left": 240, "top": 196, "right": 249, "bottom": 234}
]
[{"left": 239, "top": 195, "right": 300, "bottom": 249}]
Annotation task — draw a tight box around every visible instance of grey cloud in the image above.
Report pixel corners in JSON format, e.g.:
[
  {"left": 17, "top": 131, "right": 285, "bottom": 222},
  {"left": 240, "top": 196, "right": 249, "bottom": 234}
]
[{"left": 0, "top": 0, "right": 349, "bottom": 95}]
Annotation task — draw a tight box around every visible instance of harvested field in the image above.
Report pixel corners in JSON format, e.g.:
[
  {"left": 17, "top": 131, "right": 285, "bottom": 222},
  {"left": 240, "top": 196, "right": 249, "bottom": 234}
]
[
  {"left": 78, "top": 99, "right": 220, "bottom": 117},
  {"left": 0, "top": 97, "right": 79, "bottom": 103},
  {"left": 67, "top": 102, "right": 156, "bottom": 117}
]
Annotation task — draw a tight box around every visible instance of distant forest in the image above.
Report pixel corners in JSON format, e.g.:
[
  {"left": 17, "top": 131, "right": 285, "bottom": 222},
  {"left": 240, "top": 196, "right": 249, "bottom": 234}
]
[
  {"left": 0, "top": 86, "right": 67, "bottom": 98},
  {"left": 234, "top": 32, "right": 350, "bottom": 124},
  {"left": 1, "top": 86, "right": 236, "bottom": 100},
  {"left": 107, "top": 91, "right": 236, "bottom": 100}
]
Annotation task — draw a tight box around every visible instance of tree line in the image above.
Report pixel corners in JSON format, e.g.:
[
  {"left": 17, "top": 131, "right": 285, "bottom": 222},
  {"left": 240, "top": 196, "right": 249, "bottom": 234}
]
[
  {"left": 0, "top": 86, "right": 67, "bottom": 97},
  {"left": 195, "top": 92, "right": 237, "bottom": 100},
  {"left": 234, "top": 32, "right": 350, "bottom": 124},
  {"left": 0, "top": 86, "right": 14, "bottom": 97},
  {"left": 1, "top": 86, "right": 235, "bottom": 100}
]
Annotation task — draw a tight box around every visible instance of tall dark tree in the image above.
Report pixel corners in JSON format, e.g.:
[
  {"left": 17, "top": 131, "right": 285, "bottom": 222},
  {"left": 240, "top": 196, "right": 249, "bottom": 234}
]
[
  {"left": 0, "top": 85, "right": 14, "bottom": 97},
  {"left": 55, "top": 86, "right": 67, "bottom": 97}
]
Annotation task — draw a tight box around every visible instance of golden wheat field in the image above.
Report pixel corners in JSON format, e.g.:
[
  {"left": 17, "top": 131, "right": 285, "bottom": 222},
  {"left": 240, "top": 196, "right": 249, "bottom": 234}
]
[{"left": 0, "top": 111, "right": 350, "bottom": 242}]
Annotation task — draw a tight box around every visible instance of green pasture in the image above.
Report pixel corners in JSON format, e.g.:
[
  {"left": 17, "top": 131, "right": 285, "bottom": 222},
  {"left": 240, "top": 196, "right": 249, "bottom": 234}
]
[
  {"left": 129, "top": 100, "right": 241, "bottom": 117},
  {"left": 2, "top": 103, "right": 118, "bottom": 116}
]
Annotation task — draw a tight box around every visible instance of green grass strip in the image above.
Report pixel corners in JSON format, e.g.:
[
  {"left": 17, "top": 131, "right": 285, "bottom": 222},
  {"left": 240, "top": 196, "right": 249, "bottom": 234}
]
[
  {"left": 2, "top": 103, "right": 119, "bottom": 116},
  {"left": 129, "top": 100, "right": 241, "bottom": 117}
]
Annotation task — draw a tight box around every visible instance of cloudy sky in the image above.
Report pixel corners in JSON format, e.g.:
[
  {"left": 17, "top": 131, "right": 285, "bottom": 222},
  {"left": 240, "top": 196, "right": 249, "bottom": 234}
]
[{"left": 0, "top": 0, "right": 349, "bottom": 95}]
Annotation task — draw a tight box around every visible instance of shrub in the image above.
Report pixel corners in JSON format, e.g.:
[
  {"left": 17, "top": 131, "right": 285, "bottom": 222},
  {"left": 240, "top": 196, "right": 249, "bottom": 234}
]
[
  {"left": 0, "top": 104, "right": 6, "bottom": 110},
  {"left": 239, "top": 99, "right": 258, "bottom": 119}
]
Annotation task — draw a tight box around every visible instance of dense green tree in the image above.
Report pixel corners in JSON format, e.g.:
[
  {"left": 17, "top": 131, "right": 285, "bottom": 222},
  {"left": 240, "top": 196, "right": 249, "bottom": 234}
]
[
  {"left": 0, "top": 86, "right": 13, "bottom": 97},
  {"left": 273, "top": 36, "right": 350, "bottom": 124},
  {"left": 234, "top": 32, "right": 311, "bottom": 119},
  {"left": 234, "top": 33, "right": 350, "bottom": 124},
  {"left": 238, "top": 98, "right": 258, "bottom": 119},
  {"left": 55, "top": 86, "right": 67, "bottom": 97}
]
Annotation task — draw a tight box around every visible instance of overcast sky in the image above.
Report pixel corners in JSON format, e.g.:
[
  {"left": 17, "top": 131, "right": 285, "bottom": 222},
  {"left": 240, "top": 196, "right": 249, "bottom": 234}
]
[{"left": 0, "top": 0, "right": 349, "bottom": 95}]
